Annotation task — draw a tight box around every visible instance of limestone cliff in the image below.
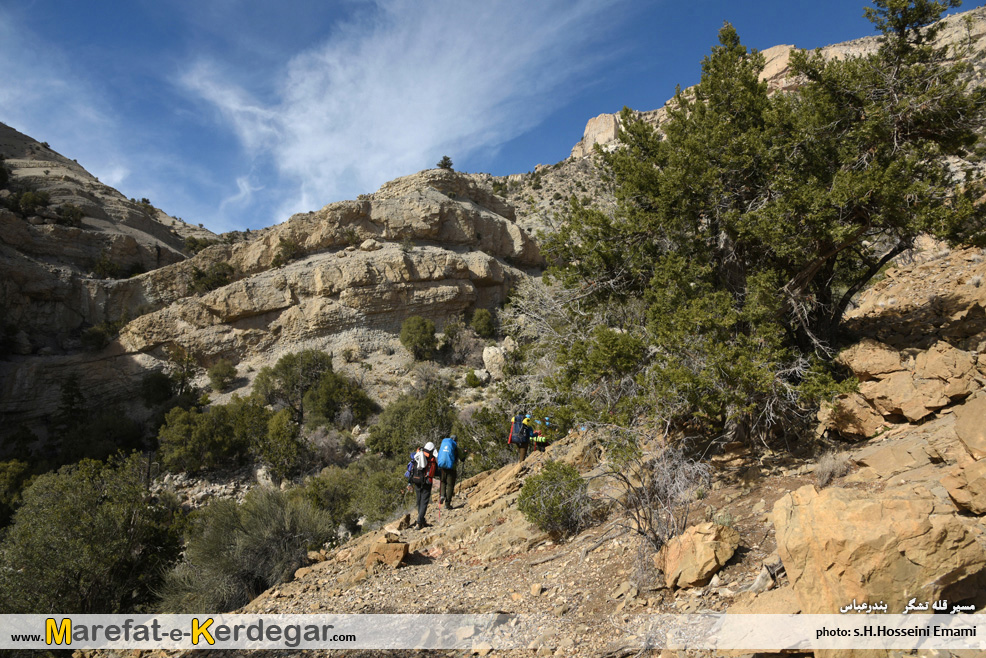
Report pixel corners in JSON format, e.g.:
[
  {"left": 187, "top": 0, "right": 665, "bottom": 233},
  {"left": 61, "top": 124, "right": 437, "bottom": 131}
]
[{"left": 0, "top": 168, "right": 540, "bottom": 429}]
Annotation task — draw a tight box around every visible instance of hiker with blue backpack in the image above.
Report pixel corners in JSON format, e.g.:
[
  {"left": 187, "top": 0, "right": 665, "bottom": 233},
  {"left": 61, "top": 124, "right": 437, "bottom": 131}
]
[{"left": 436, "top": 435, "right": 460, "bottom": 509}]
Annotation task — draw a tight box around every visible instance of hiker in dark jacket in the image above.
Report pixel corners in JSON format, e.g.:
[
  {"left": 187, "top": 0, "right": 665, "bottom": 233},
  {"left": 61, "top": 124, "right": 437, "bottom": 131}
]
[
  {"left": 413, "top": 442, "right": 438, "bottom": 529},
  {"left": 508, "top": 412, "right": 532, "bottom": 462}
]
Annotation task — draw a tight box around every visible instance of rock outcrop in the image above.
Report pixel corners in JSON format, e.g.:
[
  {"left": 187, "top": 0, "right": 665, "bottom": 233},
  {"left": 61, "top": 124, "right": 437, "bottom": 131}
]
[
  {"left": 773, "top": 484, "right": 986, "bottom": 614},
  {"left": 1, "top": 168, "right": 541, "bottom": 428},
  {"left": 0, "top": 122, "right": 216, "bottom": 349},
  {"left": 819, "top": 338, "right": 985, "bottom": 438},
  {"left": 655, "top": 522, "right": 740, "bottom": 589}
]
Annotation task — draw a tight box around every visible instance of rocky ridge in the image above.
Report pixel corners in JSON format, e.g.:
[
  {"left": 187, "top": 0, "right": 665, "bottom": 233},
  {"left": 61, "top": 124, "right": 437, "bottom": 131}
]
[
  {"left": 567, "top": 6, "right": 986, "bottom": 161},
  {"left": 0, "top": 122, "right": 217, "bottom": 349},
  {"left": 0, "top": 168, "right": 540, "bottom": 430}
]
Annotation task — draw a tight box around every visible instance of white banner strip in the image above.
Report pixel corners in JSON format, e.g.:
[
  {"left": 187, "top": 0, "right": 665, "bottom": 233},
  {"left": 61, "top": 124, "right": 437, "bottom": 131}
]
[{"left": 0, "top": 614, "right": 983, "bottom": 651}]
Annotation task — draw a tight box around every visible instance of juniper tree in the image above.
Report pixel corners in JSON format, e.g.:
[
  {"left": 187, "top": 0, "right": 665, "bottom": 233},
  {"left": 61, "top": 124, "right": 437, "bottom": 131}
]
[{"left": 543, "top": 1, "right": 986, "bottom": 444}]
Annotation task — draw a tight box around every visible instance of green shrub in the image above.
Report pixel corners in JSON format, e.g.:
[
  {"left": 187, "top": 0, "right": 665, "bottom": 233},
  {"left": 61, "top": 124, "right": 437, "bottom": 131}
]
[
  {"left": 18, "top": 190, "right": 49, "bottom": 214},
  {"left": 253, "top": 349, "right": 334, "bottom": 423},
  {"left": 90, "top": 251, "right": 121, "bottom": 278},
  {"left": 0, "top": 459, "right": 30, "bottom": 527},
  {"left": 183, "top": 236, "right": 217, "bottom": 255},
  {"left": 271, "top": 237, "right": 302, "bottom": 267},
  {"left": 465, "top": 369, "right": 482, "bottom": 388},
  {"left": 366, "top": 385, "right": 456, "bottom": 456},
  {"left": 56, "top": 203, "right": 84, "bottom": 226},
  {"left": 156, "top": 397, "right": 269, "bottom": 473},
  {"left": 302, "top": 369, "right": 378, "bottom": 429},
  {"left": 0, "top": 454, "right": 181, "bottom": 614},
  {"left": 301, "top": 465, "right": 360, "bottom": 534},
  {"left": 140, "top": 371, "right": 174, "bottom": 407},
  {"left": 437, "top": 155, "right": 454, "bottom": 170},
  {"left": 517, "top": 460, "right": 591, "bottom": 537},
  {"left": 158, "top": 488, "right": 333, "bottom": 613},
  {"left": 257, "top": 409, "right": 304, "bottom": 483},
  {"left": 470, "top": 308, "right": 496, "bottom": 338},
  {"left": 400, "top": 315, "right": 437, "bottom": 360},
  {"left": 81, "top": 322, "right": 117, "bottom": 350},
  {"left": 190, "top": 262, "right": 234, "bottom": 293},
  {"left": 208, "top": 359, "right": 237, "bottom": 391}
]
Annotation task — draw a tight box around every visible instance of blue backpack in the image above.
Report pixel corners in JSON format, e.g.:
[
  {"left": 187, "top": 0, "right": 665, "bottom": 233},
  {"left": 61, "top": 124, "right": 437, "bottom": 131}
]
[{"left": 437, "top": 437, "right": 457, "bottom": 469}]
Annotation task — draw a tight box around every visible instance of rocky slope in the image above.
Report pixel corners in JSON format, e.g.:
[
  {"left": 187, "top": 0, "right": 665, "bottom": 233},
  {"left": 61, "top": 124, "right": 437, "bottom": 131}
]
[
  {"left": 0, "top": 122, "right": 217, "bottom": 349},
  {"left": 145, "top": 238, "right": 986, "bottom": 657},
  {"left": 0, "top": 168, "right": 540, "bottom": 430}
]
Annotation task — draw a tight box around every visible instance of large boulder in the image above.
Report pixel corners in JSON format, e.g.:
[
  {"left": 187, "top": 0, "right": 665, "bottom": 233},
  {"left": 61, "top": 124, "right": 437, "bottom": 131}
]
[
  {"left": 654, "top": 522, "right": 740, "bottom": 589},
  {"left": 941, "top": 460, "right": 986, "bottom": 515},
  {"left": 837, "top": 339, "right": 905, "bottom": 381},
  {"left": 772, "top": 485, "right": 986, "bottom": 614},
  {"left": 955, "top": 395, "right": 986, "bottom": 459},
  {"left": 817, "top": 393, "right": 887, "bottom": 439},
  {"left": 364, "top": 541, "right": 409, "bottom": 569}
]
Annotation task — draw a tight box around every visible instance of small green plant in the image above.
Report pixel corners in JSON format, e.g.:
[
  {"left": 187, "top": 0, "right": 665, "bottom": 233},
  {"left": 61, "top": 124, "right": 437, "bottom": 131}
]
[
  {"left": 208, "top": 359, "right": 237, "bottom": 392},
  {"left": 343, "top": 227, "right": 361, "bottom": 246},
  {"left": 190, "top": 262, "right": 234, "bottom": 293},
  {"left": 465, "top": 369, "right": 482, "bottom": 388},
  {"left": 18, "top": 190, "right": 50, "bottom": 214},
  {"left": 90, "top": 251, "right": 121, "bottom": 279},
  {"left": 56, "top": 203, "right": 84, "bottom": 226},
  {"left": 184, "top": 236, "right": 217, "bottom": 255},
  {"left": 271, "top": 237, "right": 303, "bottom": 267},
  {"left": 517, "top": 460, "right": 591, "bottom": 538},
  {"left": 469, "top": 308, "right": 496, "bottom": 338},
  {"left": 437, "top": 155, "right": 454, "bottom": 170},
  {"left": 400, "top": 315, "right": 437, "bottom": 361}
]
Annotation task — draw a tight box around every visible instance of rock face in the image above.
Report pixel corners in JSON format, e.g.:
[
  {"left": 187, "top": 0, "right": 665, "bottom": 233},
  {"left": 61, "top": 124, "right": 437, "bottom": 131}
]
[
  {"left": 773, "top": 485, "right": 986, "bottom": 614},
  {"left": 942, "top": 459, "right": 986, "bottom": 514},
  {"left": 118, "top": 169, "right": 540, "bottom": 362},
  {"left": 1, "top": 168, "right": 541, "bottom": 428},
  {"left": 0, "top": 122, "right": 214, "bottom": 349},
  {"left": 570, "top": 113, "right": 622, "bottom": 159},
  {"left": 655, "top": 522, "right": 740, "bottom": 589},
  {"left": 819, "top": 339, "right": 984, "bottom": 437}
]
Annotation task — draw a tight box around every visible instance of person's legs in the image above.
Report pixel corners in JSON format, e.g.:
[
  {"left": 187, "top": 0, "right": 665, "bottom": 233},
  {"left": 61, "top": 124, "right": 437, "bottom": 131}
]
[
  {"left": 443, "top": 468, "right": 457, "bottom": 507},
  {"left": 416, "top": 484, "right": 430, "bottom": 528},
  {"left": 518, "top": 444, "right": 528, "bottom": 462}
]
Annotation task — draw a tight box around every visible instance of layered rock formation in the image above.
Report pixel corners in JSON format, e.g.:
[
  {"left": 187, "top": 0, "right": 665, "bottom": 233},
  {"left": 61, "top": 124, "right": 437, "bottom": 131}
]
[
  {"left": 0, "top": 121, "right": 216, "bottom": 351},
  {"left": 0, "top": 168, "right": 540, "bottom": 429}
]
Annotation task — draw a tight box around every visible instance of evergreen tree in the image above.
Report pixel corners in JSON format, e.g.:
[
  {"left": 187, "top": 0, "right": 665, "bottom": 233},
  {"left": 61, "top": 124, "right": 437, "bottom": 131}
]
[
  {"left": 543, "top": 1, "right": 985, "bottom": 443},
  {"left": 437, "top": 155, "right": 454, "bottom": 170}
]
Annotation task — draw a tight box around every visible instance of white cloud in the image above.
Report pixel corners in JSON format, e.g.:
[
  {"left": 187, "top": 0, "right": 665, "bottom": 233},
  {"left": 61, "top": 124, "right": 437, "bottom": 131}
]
[{"left": 181, "top": 0, "right": 625, "bottom": 218}]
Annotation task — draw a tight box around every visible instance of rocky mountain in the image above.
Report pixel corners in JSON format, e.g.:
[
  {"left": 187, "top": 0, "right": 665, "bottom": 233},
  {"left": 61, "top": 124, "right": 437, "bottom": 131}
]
[
  {"left": 0, "top": 166, "right": 540, "bottom": 431},
  {"left": 0, "top": 122, "right": 218, "bottom": 351},
  {"left": 6, "top": 6, "right": 986, "bottom": 655}
]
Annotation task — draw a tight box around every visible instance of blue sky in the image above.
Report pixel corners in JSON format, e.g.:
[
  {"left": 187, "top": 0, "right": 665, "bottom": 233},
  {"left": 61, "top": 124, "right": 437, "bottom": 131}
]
[{"left": 0, "top": 0, "right": 974, "bottom": 233}]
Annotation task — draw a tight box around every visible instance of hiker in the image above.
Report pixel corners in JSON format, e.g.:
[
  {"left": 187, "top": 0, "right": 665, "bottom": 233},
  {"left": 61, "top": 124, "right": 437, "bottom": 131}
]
[
  {"left": 437, "top": 434, "right": 460, "bottom": 509},
  {"left": 532, "top": 416, "right": 550, "bottom": 452},
  {"left": 410, "top": 442, "right": 438, "bottom": 529},
  {"left": 508, "top": 411, "right": 532, "bottom": 462}
]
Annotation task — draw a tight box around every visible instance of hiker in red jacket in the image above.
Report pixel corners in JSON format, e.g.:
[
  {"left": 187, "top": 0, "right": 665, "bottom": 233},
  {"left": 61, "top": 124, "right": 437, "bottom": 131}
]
[{"left": 411, "top": 442, "right": 438, "bottom": 529}]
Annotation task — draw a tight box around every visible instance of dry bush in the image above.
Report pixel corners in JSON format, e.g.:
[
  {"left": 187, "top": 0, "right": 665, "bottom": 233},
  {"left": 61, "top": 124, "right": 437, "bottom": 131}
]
[{"left": 815, "top": 450, "right": 852, "bottom": 487}]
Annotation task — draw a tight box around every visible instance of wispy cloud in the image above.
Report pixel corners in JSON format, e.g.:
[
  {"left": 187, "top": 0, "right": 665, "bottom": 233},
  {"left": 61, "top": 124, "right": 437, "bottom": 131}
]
[{"left": 181, "top": 0, "right": 625, "bottom": 219}]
